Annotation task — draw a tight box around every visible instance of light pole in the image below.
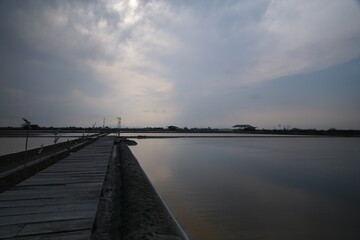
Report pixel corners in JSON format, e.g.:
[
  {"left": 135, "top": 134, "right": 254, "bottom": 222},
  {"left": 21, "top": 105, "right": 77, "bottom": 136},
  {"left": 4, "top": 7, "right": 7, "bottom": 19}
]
[
  {"left": 117, "top": 117, "right": 121, "bottom": 136},
  {"left": 92, "top": 122, "right": 96, "bottom": 137},
  {"left": 54, "top": 129, "right": 60, "bottom": 144},
  {"left": 22, "top": 118, "right": 31, "bottom": 167}
]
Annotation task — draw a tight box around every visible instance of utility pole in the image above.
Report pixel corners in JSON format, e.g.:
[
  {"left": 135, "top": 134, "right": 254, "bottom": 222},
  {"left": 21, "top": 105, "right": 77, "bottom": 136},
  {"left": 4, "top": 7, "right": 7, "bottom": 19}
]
[
  {"left": 117, "top": 117, "right": 121, "bottom": 136},
  {"left": 103, "top": 118, "right": 105, "bottom": 128},
  {"left": 22, "top": 118, "right": 31, "bottom": 167}
]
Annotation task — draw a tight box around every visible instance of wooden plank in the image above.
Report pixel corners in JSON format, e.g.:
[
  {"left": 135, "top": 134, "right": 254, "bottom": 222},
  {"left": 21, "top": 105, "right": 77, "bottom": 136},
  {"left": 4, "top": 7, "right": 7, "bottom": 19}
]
[
  {"left": 0, "top": 198, "right": 95, "bottom": 208},
  {"left": 0, "top": 224, "right": 24, "bottom": 238},
  {"left": 0, "top": 137, "right": 114, "bottom": 239},
  {"left": 10, "top": 182, "right": 104, "bottom": 189},
  {"left": 7, "top": 230, "right": 90, "bottom": 240},
  {"left": 0, "top": 209, "right": 95, "bottom": 226},
  {"left": 17, "top": 218, "right": 92, "bottom": 236},
  {"left": 1, "top": 184, "right": 104, "bottom": 197},
  {"left": 0, "top": 202, "right": 95, "bottom": 216},
  {"left": 0, "top": 191, "right": 100, "bottom": 201}
]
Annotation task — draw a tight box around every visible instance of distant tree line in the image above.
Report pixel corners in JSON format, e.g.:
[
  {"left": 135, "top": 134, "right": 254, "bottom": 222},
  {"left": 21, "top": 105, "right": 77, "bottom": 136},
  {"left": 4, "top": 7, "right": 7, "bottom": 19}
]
[{"left": 0, "top": 126, "right": 359, "bottom": 136}]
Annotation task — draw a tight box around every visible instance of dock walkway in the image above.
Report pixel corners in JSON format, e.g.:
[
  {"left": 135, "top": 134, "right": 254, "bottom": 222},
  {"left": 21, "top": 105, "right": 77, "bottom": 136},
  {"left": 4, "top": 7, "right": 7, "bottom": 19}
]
[{"left": 0, "top": 136, "right": 115, "bottom": 239}]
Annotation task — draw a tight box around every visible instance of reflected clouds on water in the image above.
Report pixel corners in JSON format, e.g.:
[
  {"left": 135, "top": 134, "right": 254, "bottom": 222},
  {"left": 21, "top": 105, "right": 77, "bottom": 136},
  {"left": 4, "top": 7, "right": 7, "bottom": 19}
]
[{"left": 131, "top": 137, "right": 360, "bottom": 240}]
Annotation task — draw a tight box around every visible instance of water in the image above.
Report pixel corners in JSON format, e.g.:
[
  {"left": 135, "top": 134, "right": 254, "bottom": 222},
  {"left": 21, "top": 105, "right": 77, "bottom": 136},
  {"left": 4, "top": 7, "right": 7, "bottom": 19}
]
[
  {"left": 115, "top": 132, "right": 297, "bottom": 137},
  {"left": 0, "top": 133, "right": 83, "bottom": 156},
  {"left": 130, "top": 137, "right": 360, "bottom": 240}
]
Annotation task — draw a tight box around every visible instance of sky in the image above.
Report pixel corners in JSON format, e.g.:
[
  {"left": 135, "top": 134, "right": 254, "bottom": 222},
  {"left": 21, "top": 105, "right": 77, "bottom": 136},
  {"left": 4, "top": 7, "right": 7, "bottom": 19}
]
[{"left": 0, "top": 0, "right": 360, "bottom": 129}]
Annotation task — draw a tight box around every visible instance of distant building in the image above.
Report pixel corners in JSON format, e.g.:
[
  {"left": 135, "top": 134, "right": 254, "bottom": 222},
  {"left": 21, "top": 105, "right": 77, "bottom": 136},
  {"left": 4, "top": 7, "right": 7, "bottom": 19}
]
[
  {"left": 167, "top": 125, "right": 181, "bottom": 131},
  {"left": 233, "top": 124, "right": 256, "bottom": 131}
]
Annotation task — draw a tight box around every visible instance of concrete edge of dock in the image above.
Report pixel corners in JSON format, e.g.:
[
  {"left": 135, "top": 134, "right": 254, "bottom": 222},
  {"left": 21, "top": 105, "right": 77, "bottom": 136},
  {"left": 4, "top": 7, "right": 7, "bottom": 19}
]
[{"left": 91, "top": 139, "right": 189, "bottom": 240}]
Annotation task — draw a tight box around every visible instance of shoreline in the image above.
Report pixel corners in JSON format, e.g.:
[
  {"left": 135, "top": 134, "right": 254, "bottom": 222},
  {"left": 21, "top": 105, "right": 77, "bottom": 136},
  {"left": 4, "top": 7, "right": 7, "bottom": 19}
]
[{"left": 1, "top": 128, "right": 360, "bottom": 137}]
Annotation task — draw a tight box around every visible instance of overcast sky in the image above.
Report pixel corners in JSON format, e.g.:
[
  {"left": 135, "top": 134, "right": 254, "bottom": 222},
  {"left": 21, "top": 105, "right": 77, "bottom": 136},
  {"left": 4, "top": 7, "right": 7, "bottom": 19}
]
[{"left": 1, "top": 0, "right": 360, "bottom": 129}]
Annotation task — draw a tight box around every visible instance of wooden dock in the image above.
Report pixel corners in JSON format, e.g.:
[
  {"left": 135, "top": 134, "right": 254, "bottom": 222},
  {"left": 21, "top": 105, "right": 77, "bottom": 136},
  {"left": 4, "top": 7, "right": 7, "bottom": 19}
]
[{"left": 0, "top": 136, "right": 115, "bottom": 239}]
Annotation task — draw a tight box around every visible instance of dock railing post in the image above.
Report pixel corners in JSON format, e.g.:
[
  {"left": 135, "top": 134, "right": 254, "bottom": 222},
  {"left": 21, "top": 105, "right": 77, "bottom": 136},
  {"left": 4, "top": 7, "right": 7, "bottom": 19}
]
[
  {"left": 22, "top": 118, "right": 32, "bottom": 167},
  {"left": 24, "top": 127, "right": 29, "bottom": 167},
  {"left": 117, "top": 117, "right": 121, "bottom": 137}
]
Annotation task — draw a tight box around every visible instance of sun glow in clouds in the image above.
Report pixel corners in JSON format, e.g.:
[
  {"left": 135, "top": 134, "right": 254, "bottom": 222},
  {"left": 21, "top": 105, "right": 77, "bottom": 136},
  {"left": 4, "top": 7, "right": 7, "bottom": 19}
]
[{"left": 0, "top": 0, "right": 359, "bottom": 128}]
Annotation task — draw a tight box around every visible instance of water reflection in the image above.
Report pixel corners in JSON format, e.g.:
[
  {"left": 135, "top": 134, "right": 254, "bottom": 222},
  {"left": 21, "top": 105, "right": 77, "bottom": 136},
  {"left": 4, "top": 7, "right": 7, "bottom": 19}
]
[
  {"left": 131, "top": 137, "right": 360, "bottom": 240},
  {"left": 0, "top": 136, "right": 81, "bottom": 156}
]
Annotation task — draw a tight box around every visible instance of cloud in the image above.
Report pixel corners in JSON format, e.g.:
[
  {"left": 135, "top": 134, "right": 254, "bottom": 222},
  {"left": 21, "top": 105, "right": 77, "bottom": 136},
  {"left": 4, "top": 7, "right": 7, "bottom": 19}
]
[
  {"left": 4, "top": 88, "right": 24, "bottom": 99},
  {"left": 0, "top": 0, "right": 185, "bottom": 126},
  {"left": 0, "top": 0, "right": 359, "bottom": 128},
  {"left": 164, "top": 0, "right": 360, "bottom": 86},
  {"left": 0, "top": 88, "right": 26, "bottom": 120},
  {"left": 243, "top": 0, "right": 360, "bottom": 84}
]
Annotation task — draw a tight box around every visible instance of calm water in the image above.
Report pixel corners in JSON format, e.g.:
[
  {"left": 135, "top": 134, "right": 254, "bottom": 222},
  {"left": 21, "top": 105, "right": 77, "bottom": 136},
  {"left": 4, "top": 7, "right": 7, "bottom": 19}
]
[
  {"left": 117, "top": 132, "right": 295, "bottom": 137},
  {"left": 130, "top": 137, "right": 360, "bottom": 240},
  {"left": 0, "top": 133, "right": 83, "bottom": 156}
]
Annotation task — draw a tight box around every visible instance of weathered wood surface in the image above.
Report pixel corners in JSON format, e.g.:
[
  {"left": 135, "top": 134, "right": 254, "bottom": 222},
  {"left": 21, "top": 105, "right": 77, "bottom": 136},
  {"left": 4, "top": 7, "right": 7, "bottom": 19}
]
[{"left": 0, "top": 137, "right": 114, "bottom": 239}]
